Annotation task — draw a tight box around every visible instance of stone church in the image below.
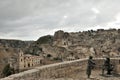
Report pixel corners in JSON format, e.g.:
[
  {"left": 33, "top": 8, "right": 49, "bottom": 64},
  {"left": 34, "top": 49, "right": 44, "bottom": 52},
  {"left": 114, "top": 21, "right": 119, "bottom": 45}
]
[{"left": 9, "top": 50, "right": 42, "bottom": 71}]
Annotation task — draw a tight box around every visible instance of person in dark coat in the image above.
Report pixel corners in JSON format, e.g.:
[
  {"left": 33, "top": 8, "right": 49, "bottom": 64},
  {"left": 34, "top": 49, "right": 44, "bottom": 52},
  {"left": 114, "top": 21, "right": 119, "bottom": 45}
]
[
  {"left": 86, "top": 56, "right": 96, "bottom": 78},
  {"left": 102, "top": 57, "right": 113, "bottom": 75}
]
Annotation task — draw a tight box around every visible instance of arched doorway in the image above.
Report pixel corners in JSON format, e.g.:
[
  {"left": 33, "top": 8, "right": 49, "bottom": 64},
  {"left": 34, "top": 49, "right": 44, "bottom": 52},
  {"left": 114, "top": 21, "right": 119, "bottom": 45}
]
[{"left": 28, "top": 63, "right": 30, "bottom": 67}]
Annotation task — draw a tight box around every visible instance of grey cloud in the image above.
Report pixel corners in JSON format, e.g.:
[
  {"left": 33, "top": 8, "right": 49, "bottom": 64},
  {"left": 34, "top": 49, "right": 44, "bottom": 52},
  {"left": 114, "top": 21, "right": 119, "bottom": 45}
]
[{"left": 0, "top": 0, "right": 120, "bottom": 40}]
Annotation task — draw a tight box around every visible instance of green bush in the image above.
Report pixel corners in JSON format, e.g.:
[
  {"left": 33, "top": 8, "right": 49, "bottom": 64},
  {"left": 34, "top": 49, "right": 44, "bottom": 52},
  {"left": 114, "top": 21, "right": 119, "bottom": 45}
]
[
  {"left": 53, "top": 57, "right": 62, "bottom": 61},
  {"left": 37, "top": 35, "right": 53, "bottom": 44},
  {"left": 2, "top": 64, "right": 14, "bottom": 77}
]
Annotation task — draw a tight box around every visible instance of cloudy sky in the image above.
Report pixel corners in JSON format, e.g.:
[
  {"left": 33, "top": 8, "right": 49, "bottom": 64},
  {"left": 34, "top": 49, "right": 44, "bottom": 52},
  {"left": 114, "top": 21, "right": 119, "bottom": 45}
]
[{"left": 0, "top": 0, "right": 120, "bottom": 40}]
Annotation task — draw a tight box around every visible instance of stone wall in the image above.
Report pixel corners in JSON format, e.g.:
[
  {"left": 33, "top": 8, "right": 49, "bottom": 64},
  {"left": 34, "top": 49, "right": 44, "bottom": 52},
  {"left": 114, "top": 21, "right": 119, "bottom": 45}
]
[{"left": 1, "top": 58, "right": 120, "bottom": 80}]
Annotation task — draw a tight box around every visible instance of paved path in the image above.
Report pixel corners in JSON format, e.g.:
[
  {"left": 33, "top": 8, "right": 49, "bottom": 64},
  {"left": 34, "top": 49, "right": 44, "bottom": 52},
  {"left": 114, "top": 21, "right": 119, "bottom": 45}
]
[{"left": 66, "top": 69, "right": 120, "bottom": 80}]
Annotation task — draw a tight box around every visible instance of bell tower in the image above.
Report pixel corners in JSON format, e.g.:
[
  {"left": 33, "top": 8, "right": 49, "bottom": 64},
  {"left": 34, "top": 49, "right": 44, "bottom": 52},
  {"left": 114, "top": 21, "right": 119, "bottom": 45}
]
[{"left": 18, "top": 50, "right": 24, "bottom": 70}]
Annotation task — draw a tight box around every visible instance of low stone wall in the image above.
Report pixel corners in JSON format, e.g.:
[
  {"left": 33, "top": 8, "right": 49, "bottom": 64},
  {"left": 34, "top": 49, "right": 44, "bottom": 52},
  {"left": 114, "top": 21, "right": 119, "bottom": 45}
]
[{"left": 1, "top": 58, "right": 120, "bottom": 80}]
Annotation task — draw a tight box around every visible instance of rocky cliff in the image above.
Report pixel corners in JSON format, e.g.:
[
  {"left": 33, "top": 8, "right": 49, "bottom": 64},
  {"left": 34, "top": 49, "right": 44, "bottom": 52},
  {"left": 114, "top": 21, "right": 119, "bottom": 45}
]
[
  {"left": 28, "top": 29, "right": 120, "bottom": 62},
  {"left": 53, "top": 29, "right": 120, "bottom": 58},
  {"left": 0, "top": 28, "right": 120, "bottom": 77}
]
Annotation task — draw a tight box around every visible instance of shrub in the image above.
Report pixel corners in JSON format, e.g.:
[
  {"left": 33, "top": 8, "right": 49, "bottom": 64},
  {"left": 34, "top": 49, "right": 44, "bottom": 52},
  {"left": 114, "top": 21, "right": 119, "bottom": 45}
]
[
  {"left": 2, "top": 64, "right": 14, "bottom": 77},
  {"left": 37, "top": 35, "right": 53, "bottom": 44}
]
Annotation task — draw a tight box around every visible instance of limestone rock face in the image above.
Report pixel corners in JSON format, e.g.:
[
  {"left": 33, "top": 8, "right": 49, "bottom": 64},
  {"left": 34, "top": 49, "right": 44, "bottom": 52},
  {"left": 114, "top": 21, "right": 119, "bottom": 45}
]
[
  {"left": 54, "top": 30, "right": 65, "bottom": 41},
  {"left": 31, "top": 29, "right": 120, "bottom": 62},
  {"left": 1, "top": 29, "right": 120, "bottom": 78},
  {"left": 53, "top": 30, "right": 70, "bottom": 47},
  {"left": 0, "top": 39, "right": 33, "bottom": 48},
  {"left": 2, "top": 29, "right": 119, "bottom": 63},
  {"left": 52, "top": 29, "right": 119, "bottom": 57}
]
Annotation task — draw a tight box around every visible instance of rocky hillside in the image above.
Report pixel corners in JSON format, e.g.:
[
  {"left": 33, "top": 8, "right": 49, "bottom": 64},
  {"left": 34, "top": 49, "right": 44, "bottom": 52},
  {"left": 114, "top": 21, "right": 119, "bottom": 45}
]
[
  {"left": 28, "top": 29, "right": 120, "bottom": 61},
  {"left": 0, "top": 39, "right": 34, "bottom": 49},
  {"left": 0, "top": 39, "right": 34, "bottom": 74},
  {"left": 0, "top": 28, "right": 120, "bottom": 75},
  {"left": 0, "top": 39, "right": 33, "bottom": 59}
]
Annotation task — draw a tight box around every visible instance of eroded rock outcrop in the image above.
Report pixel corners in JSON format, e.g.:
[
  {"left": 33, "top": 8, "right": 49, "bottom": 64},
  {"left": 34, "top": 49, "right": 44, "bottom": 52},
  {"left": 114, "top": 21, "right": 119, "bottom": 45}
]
[{"left": 29, "top": 29, "right": 120, "bottom": 62}]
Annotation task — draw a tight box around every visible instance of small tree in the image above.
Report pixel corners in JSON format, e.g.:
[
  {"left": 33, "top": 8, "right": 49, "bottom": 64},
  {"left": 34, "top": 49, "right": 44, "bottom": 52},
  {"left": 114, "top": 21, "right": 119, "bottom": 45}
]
[{"left": 2, "top": 64, "right": 14, "bottom": 77}]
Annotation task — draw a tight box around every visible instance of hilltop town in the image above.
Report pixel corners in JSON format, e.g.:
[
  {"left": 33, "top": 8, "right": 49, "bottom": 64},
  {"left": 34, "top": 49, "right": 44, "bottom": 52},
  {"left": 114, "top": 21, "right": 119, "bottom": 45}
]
[{"left": 0, "top": 28, "right": 120, "bottom": 78}]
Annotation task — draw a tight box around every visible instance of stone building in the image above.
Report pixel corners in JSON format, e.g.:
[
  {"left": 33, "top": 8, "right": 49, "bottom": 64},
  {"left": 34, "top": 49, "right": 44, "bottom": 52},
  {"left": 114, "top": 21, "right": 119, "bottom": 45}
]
[
  {"left": 18, "top": 50, "right": 42, "bottom": 70},
  {"left": 9, "top": 50, "right": 42, "bottom": 71}
]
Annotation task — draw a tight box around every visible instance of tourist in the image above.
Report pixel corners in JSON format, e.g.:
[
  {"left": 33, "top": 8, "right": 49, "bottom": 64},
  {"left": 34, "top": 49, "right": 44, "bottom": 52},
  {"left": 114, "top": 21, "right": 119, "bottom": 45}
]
[
  {"left": 102, "top": 57, "right": 113, "bottom": 75},
  {"left": 86, "top": 56, "right": 96, "bottom": 78}
]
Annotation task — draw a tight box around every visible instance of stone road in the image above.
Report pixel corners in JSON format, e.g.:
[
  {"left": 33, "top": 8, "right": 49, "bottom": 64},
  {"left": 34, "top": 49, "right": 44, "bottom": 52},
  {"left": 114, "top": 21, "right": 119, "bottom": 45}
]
[{"left": 66, "top": 69, "right": 120, "bottom": 80}]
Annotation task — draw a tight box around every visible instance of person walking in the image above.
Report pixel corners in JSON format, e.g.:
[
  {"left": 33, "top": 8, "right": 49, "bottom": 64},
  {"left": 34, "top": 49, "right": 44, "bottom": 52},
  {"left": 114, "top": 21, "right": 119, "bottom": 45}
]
[{"left": 86, "top": 56, "right": 96, "bottom": 78}]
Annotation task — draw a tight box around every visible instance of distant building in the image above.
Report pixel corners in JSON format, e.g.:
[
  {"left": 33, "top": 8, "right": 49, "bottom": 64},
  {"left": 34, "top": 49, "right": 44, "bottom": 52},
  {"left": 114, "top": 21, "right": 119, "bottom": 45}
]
[
  {"left": 18, "top": 50, "right": 42, "bottom": 70},
  {"left": 9, "top": 50, "right": 42, "bottom": 71}
]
